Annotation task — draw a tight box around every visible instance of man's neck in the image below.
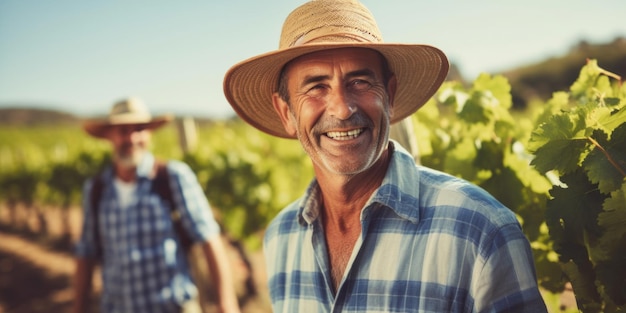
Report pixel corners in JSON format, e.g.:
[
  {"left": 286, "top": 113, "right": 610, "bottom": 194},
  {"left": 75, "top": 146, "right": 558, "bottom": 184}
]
[
  {"left": 316, "top": 145, "right": 392, "bottom": 221},
  {"left": 114, "top": 163, "right": 137, "bottom": 183},
  {"left": 318, "top": 146, "right": 392, "bottom": 292}
]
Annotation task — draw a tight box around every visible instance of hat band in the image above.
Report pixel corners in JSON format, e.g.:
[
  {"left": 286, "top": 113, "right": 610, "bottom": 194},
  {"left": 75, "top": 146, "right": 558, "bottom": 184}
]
[
  {"left": 291, "top": 28, "right": 381, "bottom": 47},
  {"left": 108, "top": 113, "right": 153, "bottom": 124}
]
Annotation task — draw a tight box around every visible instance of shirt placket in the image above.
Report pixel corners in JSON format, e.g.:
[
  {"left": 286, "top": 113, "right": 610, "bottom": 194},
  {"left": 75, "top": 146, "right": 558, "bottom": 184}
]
[{"left": 328, "top": 204, "right": 374, "bottom": 313}]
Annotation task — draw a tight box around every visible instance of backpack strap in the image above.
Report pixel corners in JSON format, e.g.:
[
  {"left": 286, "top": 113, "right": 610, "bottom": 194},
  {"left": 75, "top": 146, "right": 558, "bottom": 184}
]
[
  {"left": 90, "top": 173, "right": 105, "bottom": 260},
  {"left": 152, "top": 161, "right": 194, "bottom": 252}
]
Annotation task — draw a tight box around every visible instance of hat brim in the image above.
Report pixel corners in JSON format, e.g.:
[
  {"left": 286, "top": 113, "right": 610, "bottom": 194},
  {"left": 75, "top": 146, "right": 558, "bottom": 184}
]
[
  {"left": 83, "top": 115, "right": 173, "bottom": 138},
  {"left": 223, "top": 42, "right": 449, "bottom": 139}
]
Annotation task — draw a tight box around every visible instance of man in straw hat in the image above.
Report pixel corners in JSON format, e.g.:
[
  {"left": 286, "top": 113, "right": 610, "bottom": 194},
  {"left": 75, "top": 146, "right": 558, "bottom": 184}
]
[
  {"left": 223, "top": 0, "right": 547, "bottom": 312},
  {"left": 72, "top": 97, "right": 241, "bottom": 313}
]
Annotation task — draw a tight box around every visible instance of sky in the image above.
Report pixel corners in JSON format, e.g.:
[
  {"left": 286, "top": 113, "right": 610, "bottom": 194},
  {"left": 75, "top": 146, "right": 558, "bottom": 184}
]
[{"left": 0, "top": 0, "right": 624, "bottom": 119}]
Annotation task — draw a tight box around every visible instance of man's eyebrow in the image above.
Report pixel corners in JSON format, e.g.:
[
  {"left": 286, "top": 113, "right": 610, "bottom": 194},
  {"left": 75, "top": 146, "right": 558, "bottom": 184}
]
[
  {"left": 346, "top": 68, "right": 376, "bottom": 79},
  {"left": 301, "top": 74, "right": 330, "bottom": 87},
  {"left": 300, "top": 68, "right": 377, "bottom": 87}
]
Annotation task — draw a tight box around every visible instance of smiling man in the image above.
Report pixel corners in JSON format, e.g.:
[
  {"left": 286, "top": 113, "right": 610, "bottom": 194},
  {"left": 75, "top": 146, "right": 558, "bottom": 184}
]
[{"left": 223, "top": 1, "right": 548, "bottom": 312}]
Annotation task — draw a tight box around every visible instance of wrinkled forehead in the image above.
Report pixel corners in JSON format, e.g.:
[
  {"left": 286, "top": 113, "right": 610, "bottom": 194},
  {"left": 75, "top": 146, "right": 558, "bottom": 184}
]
[
  {"left": 284, "top": 47, "right": 386, "bottom": 71},
  {"left": 279, "top": 48, "right": 392, "bottom": 90}
]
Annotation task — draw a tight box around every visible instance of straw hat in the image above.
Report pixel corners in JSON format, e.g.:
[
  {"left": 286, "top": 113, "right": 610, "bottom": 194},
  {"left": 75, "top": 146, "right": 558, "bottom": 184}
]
[
  {"left": 83, "top": 97, "right": 173, "bottom": 138},
  {"left": 223, "top": 0, "right": 449, "bottom": 139}
]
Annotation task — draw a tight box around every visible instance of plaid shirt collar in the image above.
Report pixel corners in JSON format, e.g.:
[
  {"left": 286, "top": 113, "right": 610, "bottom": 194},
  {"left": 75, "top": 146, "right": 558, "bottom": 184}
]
[{"left": 297, "top": 140, "right": 421, "bottom": 226}]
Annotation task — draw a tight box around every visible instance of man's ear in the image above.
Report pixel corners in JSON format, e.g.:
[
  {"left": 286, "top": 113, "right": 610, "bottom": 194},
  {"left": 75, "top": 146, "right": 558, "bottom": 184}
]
[
  {"left": 272, "top": 92, "right": 297, "bottom": 137},
  {"left": 387, "top": 74, "right": 398, "bottom": 118}
]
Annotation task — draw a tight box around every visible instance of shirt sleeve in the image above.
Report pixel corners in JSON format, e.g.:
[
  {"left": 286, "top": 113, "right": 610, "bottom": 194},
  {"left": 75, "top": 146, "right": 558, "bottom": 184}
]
[
  {"left": 472, "top": 223, "right": 548, "bottom": 313},
  {"left": 166, "top": 160, "right": 221, "bottom": 242}
]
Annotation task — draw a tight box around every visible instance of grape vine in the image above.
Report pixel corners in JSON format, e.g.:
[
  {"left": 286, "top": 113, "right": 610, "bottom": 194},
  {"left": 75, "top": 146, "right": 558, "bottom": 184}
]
[{"left": 528, "top": 60, "right": 626, "bottom": 312}]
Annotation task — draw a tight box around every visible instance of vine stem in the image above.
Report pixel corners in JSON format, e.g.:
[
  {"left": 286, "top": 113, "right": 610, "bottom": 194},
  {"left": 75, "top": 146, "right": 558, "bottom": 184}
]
[
  {"left": 587, "top": 136, "right": 626, "bottom": 177},
  {"left": 588, "top": 58, "right": 622, "bottom": 83},
  {"left": 598, "top": 67, "right": 622, "bottom": 82}
]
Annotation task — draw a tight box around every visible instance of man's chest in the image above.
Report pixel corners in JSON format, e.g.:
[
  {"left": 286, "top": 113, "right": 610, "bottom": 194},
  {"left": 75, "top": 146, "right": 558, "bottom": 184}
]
[{"left": 100, "top": 194, "right": 173, "bottom": 247}]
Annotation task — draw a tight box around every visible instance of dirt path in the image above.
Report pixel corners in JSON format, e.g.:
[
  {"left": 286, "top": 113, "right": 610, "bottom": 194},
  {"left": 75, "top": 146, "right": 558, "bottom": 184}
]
[
  {"left": 0, "top": 231, "right": 101, "bottom": 313},
  {"left": 0, "top": 205, "right": 271, "bottom": 313}
]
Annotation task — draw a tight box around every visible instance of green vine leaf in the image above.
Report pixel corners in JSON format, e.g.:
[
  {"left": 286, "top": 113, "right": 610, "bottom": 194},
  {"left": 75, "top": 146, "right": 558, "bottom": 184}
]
[
  {"left": 598, "top": 105, "right": 626, "bottom": 133},
  {"left": 570, "top": 59, "right": 615, "bottom": 102},
  {"left": 596, "top": 182, "right": 626, "bottom": 261},
  {"left": 529, "top": 114, "right": 589, "bottom": 174},
  {"left": 545, "top": 170, "right": 605, "bottom": 260},
  {"left": 583, "top": 124, "right": 626, "bottom": 193},
  {"left": 472, "top": 73, "right": 513, "bottom": 109}
]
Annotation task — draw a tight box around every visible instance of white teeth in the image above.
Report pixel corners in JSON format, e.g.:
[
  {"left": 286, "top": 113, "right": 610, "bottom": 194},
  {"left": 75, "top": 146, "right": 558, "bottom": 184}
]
[{"left": 326, "top": 129, "right": 363, "bottom": 140}]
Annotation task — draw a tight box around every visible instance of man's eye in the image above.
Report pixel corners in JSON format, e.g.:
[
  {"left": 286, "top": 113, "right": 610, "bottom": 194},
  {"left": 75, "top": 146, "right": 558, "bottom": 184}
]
[
  {"left": 135, "top": 126, "right": 148, "bottom": 132},
  {"left": 306, "top": 84, "right": 327, "bottom": 96},
  {"left": 350, "top": 80, "right": 372, "bottom": 91}
]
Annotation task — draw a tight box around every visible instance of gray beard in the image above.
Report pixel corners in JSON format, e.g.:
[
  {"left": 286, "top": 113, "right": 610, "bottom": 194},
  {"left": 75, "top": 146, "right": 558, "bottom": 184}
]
[{"left": 115, "top": 150, "right": 144, "bottom": 169}]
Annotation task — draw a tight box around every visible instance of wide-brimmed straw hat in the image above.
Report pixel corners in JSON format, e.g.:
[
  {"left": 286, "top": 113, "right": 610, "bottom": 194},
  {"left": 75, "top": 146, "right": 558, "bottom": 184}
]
[
  {"left": 83, "top": 97, "right": 173, "bottom": 138},
  {"left": 223, "top": 0, "right": 449, "bottom": 139}
]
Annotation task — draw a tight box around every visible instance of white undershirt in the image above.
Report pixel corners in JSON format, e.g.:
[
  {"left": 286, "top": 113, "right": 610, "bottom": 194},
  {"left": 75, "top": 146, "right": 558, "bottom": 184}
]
[{"left": 113, "top": 178, "right": 137, "bottom": 209}]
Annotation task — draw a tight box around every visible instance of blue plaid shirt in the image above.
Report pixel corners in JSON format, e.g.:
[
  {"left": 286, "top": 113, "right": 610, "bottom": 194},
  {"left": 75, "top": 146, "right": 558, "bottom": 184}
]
[
  {"left": 75, "top": 153, "right": 220, "bottom": 313},
  {"left": 264, "top": 142, "right": 547, "bottom": 313}
]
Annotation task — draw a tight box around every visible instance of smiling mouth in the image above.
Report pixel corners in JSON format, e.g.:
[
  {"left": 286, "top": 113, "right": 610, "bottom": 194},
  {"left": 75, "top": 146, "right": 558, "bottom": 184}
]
[{"left": 325, "top": 128, "right": 364, "bottom": 140}]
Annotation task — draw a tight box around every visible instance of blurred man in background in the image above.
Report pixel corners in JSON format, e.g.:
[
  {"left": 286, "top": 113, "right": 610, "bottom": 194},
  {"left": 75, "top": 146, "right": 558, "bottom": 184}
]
[{"left": 72, "top": 97, "right": 240, "bottom": 313}]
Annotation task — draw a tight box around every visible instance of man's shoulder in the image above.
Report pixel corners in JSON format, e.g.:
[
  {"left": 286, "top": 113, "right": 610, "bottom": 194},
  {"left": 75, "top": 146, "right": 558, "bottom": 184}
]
[
  {"left": 158, "top": 159, "right": 195, "bottom": 177},
  {"left": 269, "top": 199, "right": 301, "bottom": 225},
  {"left": 263, "top": 199, "right": 307, "bottom": 264},
  {"left": 265, "top": 199, "right": 303, "bottom": 239},
  {"left": 150, "top": 159, "right": 201, "bottom": 193},
  {"left": 403, "top": 166, "right": 518, "bottom": 228}
]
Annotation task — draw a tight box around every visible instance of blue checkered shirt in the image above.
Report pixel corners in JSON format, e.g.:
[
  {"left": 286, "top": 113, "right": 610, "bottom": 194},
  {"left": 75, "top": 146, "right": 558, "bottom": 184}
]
[
  {"left": 75, "top": 153, "right": 220, "bottom": 313},
  {"left": 264, "top": 142, "right": 547, "bottom": 313}
]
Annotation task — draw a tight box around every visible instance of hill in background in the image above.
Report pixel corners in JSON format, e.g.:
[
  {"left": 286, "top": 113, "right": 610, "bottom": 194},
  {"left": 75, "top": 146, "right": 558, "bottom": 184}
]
[
  {"left": 0, "top": 107, "right": 222, "bottom": 127},
  {"left": 1, "top": 37, "right": 623, "bottom": 125},
  {"left": 503, "top": 37, "right": 626, "bottom": 109},
  {"left": 0, "top": 107, "right": 81, "bottom": 126}
]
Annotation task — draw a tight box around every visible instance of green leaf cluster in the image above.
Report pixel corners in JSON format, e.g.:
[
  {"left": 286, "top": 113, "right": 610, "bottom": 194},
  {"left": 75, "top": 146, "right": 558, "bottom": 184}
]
[
  {"left": 528, "top": 60, "right": 626, "bottom": 312},
  {"left": 183, "top": 121, "right": 311, "bottom": 248}
]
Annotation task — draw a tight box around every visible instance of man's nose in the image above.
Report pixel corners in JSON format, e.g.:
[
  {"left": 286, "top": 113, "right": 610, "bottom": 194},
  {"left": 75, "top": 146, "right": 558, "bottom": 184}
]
[
  {"left": 118, "top": 127, "right": 141, "bottom": 141},
  {"left": 327, "top": 89, "right": 356, "bottom": 120}
]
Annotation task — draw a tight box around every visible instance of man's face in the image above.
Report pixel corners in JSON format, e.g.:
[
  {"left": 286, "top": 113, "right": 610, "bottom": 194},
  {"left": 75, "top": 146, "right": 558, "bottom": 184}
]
[
  {"left": 273, "top": 47, "right": 396, "bottom": 176},
  {"left": 104, "top": 124, "right": 152, "bottom": 169}
]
